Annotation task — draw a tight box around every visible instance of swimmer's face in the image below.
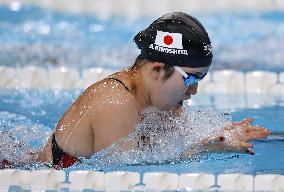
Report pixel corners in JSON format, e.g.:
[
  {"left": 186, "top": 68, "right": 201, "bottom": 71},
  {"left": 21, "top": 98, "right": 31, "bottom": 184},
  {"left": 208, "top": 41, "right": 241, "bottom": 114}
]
[{"left": 153, "top": 66, "right": 209, "bottom": 111}]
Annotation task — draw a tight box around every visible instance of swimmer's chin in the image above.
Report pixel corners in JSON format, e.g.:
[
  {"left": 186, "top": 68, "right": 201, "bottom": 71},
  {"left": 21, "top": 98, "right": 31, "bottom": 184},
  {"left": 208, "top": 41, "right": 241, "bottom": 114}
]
[
  {"left": 157, "top": 101, "right": 184, "bottom": 111},
  {"left": 174, "top": 101, "right": 183, "bottom": 109},
  {"left": 172, "top": 101, "right": 184, "bottom": 116}
]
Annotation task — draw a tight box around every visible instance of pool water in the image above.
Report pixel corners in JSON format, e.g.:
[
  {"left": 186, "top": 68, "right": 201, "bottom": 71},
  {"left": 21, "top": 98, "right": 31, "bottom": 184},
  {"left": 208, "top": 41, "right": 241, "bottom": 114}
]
[
  {"left": 0, "top": 4, "right": 284, "bottom": 176},
  {"left": 0, "top": 5, "right": 284, "bottom": 71},
  {"left": 0, "top": 89, "right": 283, "bottom": 175}
]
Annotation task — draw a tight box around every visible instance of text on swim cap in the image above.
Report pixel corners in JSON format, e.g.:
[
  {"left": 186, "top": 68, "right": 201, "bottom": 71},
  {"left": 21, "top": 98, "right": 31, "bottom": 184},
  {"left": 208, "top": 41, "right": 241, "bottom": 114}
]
[{"left": 149, "top": 44, "right": 189, "bottom": 55}]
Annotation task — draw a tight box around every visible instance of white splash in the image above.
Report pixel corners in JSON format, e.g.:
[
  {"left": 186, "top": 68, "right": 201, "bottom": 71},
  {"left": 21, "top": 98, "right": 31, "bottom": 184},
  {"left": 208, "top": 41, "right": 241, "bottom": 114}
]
[
  {"left": 0, "top": 111, "right": 51, "bottom": 164},
  {"left": 83, "top": 107, "right": 232, "bottom": 166}
]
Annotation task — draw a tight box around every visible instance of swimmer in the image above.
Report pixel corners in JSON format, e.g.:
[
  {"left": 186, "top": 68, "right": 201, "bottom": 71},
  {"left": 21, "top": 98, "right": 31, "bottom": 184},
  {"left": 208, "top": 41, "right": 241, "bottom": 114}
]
[{"left": 0, "top": 12, "right": 270, "bottom": 169}]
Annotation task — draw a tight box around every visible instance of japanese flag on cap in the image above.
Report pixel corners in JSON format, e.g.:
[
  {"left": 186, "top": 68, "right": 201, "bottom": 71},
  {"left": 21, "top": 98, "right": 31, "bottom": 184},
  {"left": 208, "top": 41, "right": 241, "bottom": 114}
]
[{"left": 154, "top": 30, "right": 183, "bottom": 49}]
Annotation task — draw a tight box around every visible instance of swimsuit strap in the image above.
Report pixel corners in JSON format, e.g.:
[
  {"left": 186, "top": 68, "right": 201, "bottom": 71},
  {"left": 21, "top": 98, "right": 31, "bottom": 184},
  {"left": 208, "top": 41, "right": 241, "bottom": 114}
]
[{"left": 108, "top": 77, "right": 130, "bottom": 91}]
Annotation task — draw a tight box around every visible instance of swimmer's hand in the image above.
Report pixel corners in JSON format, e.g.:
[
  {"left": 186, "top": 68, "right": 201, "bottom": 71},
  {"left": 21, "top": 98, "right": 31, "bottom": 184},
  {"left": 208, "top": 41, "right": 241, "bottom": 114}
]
[{"left": 201, "top": 118, "right": 271, "bottom": 155}]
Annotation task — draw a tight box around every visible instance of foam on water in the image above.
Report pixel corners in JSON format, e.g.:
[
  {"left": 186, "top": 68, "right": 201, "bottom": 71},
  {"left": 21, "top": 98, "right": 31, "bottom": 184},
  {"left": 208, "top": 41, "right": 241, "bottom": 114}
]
[
  {"left": 0, "top": 105, "right": 233, "bottom": 169},
  {"left": 0, "top": 111, "right": 51, "bottom": 164},
  {"left": 81, "top": 107, "right": 232, "bottom": 168}
]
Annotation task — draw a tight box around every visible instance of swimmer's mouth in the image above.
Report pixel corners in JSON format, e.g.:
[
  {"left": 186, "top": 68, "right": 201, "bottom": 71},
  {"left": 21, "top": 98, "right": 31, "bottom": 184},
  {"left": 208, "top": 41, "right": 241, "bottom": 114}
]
[{"left": 177, "top": 101, "right": 183, "bottom": 108}]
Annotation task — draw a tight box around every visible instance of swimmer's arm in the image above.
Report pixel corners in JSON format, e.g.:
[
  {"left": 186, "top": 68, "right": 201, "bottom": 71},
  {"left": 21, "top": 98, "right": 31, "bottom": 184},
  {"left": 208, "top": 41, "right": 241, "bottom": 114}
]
[
  {"left": 90, "top": 95, "right": 139, "bottom": 153},
  {"left": 36, "top": 136, "right": 53, "bottom": 163},
  {"left": 181, "top": 118, "right": 271, "bottom": 158},
  {"left": 91, "top": 103, "right": 155, "bottom": 152}
]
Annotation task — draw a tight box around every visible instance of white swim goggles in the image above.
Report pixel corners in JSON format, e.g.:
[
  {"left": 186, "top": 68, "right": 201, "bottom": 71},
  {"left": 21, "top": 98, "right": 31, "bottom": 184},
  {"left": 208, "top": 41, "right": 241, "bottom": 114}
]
[{"left": 174, "top": 66, "right": 207, "bottom": 87}]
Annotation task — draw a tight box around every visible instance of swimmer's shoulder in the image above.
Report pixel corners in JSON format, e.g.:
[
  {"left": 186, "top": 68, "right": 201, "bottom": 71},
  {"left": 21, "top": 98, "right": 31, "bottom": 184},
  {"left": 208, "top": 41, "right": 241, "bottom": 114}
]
[
  {"left": 89, "top": 77, "right": 139, "bottom": 141},
  {"left": 86, "top": 71, "right": 133, "bottom": 97},
  {"left": 82, "top": 73, "right": 137, "bottom": 109}
]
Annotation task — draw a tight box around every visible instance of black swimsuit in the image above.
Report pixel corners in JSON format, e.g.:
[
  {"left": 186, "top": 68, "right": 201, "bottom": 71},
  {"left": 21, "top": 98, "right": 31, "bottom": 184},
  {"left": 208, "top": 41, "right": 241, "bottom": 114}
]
[
  {"left": 51, "top": 77, "right": 129, "bottom": 169},
  {"left": 51, "top": 133, "right": 78, "bottom": 169}
]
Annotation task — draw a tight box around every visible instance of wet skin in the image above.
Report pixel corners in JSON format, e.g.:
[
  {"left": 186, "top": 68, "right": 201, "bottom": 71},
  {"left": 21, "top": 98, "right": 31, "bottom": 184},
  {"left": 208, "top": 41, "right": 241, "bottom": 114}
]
[{"left": 36, "top": 62, "right": 271, "bottom": 163}]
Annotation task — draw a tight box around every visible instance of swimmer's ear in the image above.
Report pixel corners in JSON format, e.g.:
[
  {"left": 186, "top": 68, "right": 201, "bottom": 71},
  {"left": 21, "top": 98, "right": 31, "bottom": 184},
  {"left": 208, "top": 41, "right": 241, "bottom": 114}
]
[{"left": 151, "top": 62, "right": 165, "bottom": 79}]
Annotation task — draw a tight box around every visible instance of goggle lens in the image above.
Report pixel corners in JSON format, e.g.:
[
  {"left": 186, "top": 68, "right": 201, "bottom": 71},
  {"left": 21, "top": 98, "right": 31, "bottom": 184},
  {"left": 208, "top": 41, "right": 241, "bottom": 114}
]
[
  {"left": 174, "top": 66, "right": 207, "bottom": 87},
  {"left": 183, "top": 72, "right": 207, "bottom": 87}
]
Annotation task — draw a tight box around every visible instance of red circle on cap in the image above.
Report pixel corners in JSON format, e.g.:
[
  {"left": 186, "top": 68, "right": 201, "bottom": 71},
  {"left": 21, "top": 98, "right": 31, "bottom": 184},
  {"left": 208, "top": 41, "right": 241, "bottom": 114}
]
[{"left": 164, "top": 35, "right": 173, "bottom": 45}]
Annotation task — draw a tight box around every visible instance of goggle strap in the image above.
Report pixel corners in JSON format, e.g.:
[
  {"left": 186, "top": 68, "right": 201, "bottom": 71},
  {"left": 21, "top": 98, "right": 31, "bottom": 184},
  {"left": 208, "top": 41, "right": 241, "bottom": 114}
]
[{"left": 173, "top": 66, "right": 188, "bottom": 78}]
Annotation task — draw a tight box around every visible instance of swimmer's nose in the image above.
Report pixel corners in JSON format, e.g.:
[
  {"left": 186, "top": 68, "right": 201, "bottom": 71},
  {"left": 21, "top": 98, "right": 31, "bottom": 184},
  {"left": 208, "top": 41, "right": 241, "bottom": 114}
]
[{"left": 186, "top": 83, "right": 198, "bottom": 95}]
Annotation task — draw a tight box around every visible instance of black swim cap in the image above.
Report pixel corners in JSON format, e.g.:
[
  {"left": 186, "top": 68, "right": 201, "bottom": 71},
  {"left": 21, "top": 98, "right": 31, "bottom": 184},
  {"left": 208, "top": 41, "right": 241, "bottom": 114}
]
[{"left": 134, "top": 12, "right": 213, "bottom": 68}]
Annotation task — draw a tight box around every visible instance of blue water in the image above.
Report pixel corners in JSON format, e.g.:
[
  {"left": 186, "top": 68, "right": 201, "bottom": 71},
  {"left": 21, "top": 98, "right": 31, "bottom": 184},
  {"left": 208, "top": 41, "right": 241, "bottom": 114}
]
[
  {"left": 0, "top": 90, "right": 283, "bottom": 175},
  {"left": 0, "top": 5, "right": 284, "bottom": 71},
  {"left": 0, "top": 5, "right": 284, "bottom": 174}
]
